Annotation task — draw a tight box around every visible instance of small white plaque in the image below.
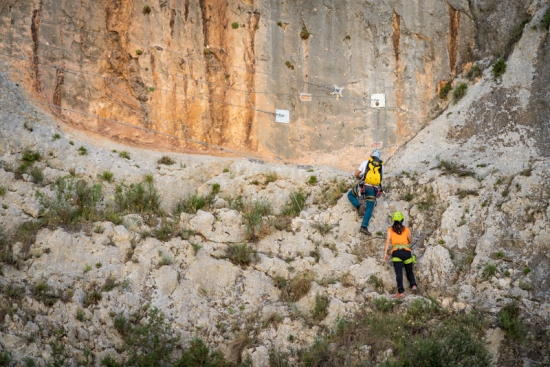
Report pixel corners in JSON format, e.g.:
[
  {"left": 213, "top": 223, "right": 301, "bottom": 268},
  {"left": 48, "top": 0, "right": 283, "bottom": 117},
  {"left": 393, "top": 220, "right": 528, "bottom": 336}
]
[
  {"left": 371, "top": 93, "right": 386, "bottom": 108},
  {"left": 299, "top": 93, "right": 312, "bottom": 102},
  {"left": 275, "top": 109, "right": 290, "bottom": 123}
]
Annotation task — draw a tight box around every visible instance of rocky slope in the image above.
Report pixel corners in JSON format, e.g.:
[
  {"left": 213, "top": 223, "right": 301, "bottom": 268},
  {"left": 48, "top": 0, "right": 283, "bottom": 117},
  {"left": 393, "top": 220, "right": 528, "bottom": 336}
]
[{"left": 0, "top": 0, "right": 542, "bottom": 168}]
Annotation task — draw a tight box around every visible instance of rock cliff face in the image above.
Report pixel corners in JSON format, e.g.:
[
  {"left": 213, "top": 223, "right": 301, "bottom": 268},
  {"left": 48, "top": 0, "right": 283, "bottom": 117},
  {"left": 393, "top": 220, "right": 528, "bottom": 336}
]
[{"left": 0, "top": 0, "right": 539, "bottom": 168}]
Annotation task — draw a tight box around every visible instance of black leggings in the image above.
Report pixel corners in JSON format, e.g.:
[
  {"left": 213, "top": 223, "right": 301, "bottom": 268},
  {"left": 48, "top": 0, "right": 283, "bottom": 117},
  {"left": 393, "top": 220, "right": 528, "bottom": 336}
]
[{"left": 392, "top": 249, "right": 417, "bottom": 294}]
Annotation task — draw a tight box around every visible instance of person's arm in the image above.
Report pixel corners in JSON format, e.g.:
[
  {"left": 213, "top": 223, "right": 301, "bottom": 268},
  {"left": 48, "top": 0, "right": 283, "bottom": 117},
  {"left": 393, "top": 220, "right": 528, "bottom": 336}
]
[
  {"left": 384, "top": 229, "right": 391, "bottom": 261},
  {"left": 379, "top": 165, "right": 384, "bottom": 192},
  {"left": 354, "top": 169, "right": 362, "bottom": 179},
  {"left": 407, "top": 228, "right": 412, "bottom": 245}
]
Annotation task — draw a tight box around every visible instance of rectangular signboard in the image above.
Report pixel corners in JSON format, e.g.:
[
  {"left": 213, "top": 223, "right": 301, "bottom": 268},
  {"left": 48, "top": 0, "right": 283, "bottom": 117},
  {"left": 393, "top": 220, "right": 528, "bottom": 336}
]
[
  {"left": 371, "top": 93, "right": 385, "bottom": 108},
  {"left": 299, "top": 93, "right": 312, "bottom": 102},
  {"left": 275, "top": 109, "right": 290, "bottom": 123},
  {"left": 371, "top": 141, "right": 383, "bottom": 149}
]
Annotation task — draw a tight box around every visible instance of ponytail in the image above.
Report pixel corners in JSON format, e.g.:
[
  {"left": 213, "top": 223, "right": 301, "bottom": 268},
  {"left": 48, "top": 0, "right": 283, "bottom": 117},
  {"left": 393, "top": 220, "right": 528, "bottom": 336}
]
[{"left": 392, "top": 221, "right": 405, "bottom": 235}]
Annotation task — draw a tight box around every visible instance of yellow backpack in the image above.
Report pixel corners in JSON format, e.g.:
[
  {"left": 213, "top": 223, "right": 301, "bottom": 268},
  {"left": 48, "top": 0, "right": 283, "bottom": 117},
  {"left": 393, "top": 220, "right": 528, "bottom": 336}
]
[{"left": 364, "top": 157, "right": 383, "bottom": 186}]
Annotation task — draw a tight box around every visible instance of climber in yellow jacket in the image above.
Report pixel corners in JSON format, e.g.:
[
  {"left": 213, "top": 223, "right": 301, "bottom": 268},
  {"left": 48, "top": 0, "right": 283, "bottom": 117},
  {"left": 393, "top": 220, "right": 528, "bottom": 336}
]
[{"left": 384, "top": 211, "right": 418, "bottom": 298}]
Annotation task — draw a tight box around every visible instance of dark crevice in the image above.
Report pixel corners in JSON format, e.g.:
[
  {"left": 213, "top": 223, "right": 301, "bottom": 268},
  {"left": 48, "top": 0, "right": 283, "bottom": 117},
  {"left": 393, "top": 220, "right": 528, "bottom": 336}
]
[{"left": 30, "top": 1, "right": 43, "bottom": 92}]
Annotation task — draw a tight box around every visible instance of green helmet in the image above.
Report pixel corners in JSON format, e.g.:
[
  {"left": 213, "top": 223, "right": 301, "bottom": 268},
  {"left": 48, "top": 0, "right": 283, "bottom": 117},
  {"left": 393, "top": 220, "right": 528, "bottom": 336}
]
[{"left": 392, "top": 211, "right": 404, "bottom": 222}]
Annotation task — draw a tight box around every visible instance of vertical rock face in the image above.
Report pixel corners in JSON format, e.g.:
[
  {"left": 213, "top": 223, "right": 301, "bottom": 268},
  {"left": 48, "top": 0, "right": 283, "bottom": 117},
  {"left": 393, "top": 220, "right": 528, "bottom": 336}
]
[{"left": 0, "top": 0, "right": 537, "bottom": 168}]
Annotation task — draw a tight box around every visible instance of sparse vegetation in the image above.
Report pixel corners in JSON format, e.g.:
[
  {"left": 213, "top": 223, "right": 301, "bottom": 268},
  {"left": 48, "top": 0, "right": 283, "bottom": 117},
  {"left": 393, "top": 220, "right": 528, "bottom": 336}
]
[
  {"left": 485, "top": 262, "right": 497, "bottom": 278},
  {"left": 456, "top": 189, "right": 479, "bottom": 198},
  {"left": 439, "top": 82, "right": 452, "bottom": 99},
  {"left": 100, "top": 171, "right": 114, "bottom": 182},
  {"left": 307, "top": 175, "right": 317, "bottom": 185},
  {"left": 136, "top": 49, "right": 143, "bottom": 55},
  {"left": 231, "top": 22, "right": 239, "bottom": 29},
  {"left": 437, "top": 160, "right": 475, "bottom": 177},
  {"left": 0, "top": 186, "right": 5, "bottom": 196},
  {"left": 541, "top": 7, "right": 550, "bottom": 29},
  {"left": 52, "top": 133, "right": 61, "bottom": 140},
  {"left": 225, "top": 243, "right": 257, "bottom": 266},
  {"left": 311, "top": 221, "right": 333, "bottom": 235},
  {"left": 158, "top": 250, "right": 174, "bottom": 267},
  {"left": 157, "top": 156, "right": 175, "bottom": 165},
  {"left": 142, "top": 5, "right": 151, "bottom": 14},
  {"left": 78, "top": 146, "right": 88, "bottom": 155},
  {"left": 492, "top": 58, "right": 507, "bottom": 80},
  {"left": 282, "top": 190, "right": 306, "bottom": 217},
  {"left": 285, "top": 61, "right": 294, "bottom": 70},
  {"left": 242, "top": 200, "right": 272, "bottom": 241},
  {"left": 115, "top": 175, "right": 161, "bottom": 215},
  {"left": 300, "top": 27, "right": 311, "bottom": 39},
  {"left": 453, "top": 83, "right": 468, "bottom": 103},
  {"left": 280, "top": 272, "right": 313, "bottom": 302},
  {"left": 119, "top": 151, "right": 131, "bottom": 160},
  {"left": 499, "top": 303, "right": 525, "bottom": 341},
  {"left": 310, "top": 293, "right": 329, "bottom": 321},
  {"left": 467, "top": 64, "right": 482, "bottom": 80}
]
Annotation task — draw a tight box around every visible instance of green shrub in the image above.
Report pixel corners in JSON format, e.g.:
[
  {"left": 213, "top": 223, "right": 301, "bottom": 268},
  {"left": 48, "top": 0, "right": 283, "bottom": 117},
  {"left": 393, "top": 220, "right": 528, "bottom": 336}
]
[
  {"left": 311, "top": 221, "right": 332, "bottom": 235},
  {"left": 242, "top": 201, "right": 272, "bottom": 241},
  {"left": 157, "top": 156, "right": 175, "bottom": 165},
  {"left": 456, "top": 189, "right": 479, "bottom": 198},
  {"left": 33, "top": 280, "right": 60, "bottom": 306},
  {"left": 100, "top": 171, "right": 114, "bottom": 182},
  {"left": 119, "top": 151, "right": 131, "bottom": 160},
  {"left": 453, "top": 83, "right": 468, "bottom": 103},
  {"left": 281, "top": 272, "right": 313, "bottom": 302},
  {"left": 485, "top": 262, "right": 497, "bottom": 277},
  {"left": 52, "top": 133, "right": 61, "bottom": 140},
  {"left": 76, "top": 307, "right": 86, "bottom": 322},
  {"left": 142, "top": 5, "right": 151, "bottom": 14},
  {"left": 231, "top": 22, "right": 239, "bottom": 29},
  {"left": 174, "top": 337, "right": 228, "bottom": 366},
  {"left": 135, "top": 49, "right": 143, "bottom": 55},
  {"left": 439, "top": 82, "right": 452, "bottom": 99},
  {"left": 101, "top": 355, "right": 122, "bottom": 367},
  {"left": 542, "top": 6, "right": 550, "bottom": 29},
  {"left": 29, "top": 166, "right": 44, "bottom": 184},
  {"left": 311, "top": 293, "right": 329, "bottom": 321},
  {"left": 83, "top": 288, "right": 102, "bottom": 308},
  {"left": 492, "top": 58, "right": 507, "bottom": 80},
  {"left": 499, "top": 303, "right": 525, "bottom": 341},
  {"left": 0, "top": 186, "right": 5, "bottom": 196},
  {"left": 225, "top": 243, "right": 257, "bottom": 266},
  {"left": 373, "top": 297, "right": 397, "bottom": 312},
  {"left": 437, "top": 160, "right": 475, "bottom": 177},
  {"left": 78, "top": 146, "right": 88, "bottom": 155},
  {"left": 115, "top": 176, "right": 161, "bottom": 215},
  {"left": 523, "top": 266, "right": 531, "bottom": 275},
  {"left": 282, "top": 190, "right": 306, "bottom": 217},
  {"left": 175, "top": 193, "right": 213, "bottom": 214},
  {"left": 467, "top": 64, "right": 482, "bottom": 80},
  {"left": 300, "top": 27, "right": 310, "bottom": 39},
  {"left": 367, "top": 275, "right": 384, "bottom": 292},
  {"left": 264, "top": 172, "right": 278, "bottom": 184},
  {"left": 212, "top": 183, "right": 221, "bottom": 194},
  {"left": 307, "top": 175, "right": 317, "bottom": 185},
  {"left": 285, "top": 61, "right": 294, "bottom": 70},
  {"left": 0, "top": 350, "right": 13, "bottom": 366}
]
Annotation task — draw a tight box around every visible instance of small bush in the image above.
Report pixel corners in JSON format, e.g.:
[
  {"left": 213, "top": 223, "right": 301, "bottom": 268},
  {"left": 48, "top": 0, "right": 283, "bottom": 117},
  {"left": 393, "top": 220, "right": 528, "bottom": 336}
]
[
  {"left": 496, "top": 251, "right": 504, "bottom": 259},
  {"left": 158, "top": 251, "right": 174, "bottom": 267},
  {"left": 191, "top": 242, "right": 202, "bottom": 255},
  {"left": 33, "top": 280, "right": 61, "bottom": 306},
  {"left": 311, "top": 293, "right": 329, "bottom": 321},
  {"left": 281, "top": 272, "right": 313, "bottom": 302},
  {"left": 453, "top": 83, "right": 468, "bottom": 103},
  {"left": 52, "top": 133, "right": 61, "bottom": 140},
  {"left": 83, "top": 288, "right": 102, "bottom": 308},
  {"left": 157, "top": 156, "right": 175, "bottom": 165},
  {"left": 523, "top": 266, "right": 531, "bottom": 275},
  {"left": 300, "top": 27, "right": 310, "bottom": 39},
  {"left": 264, "top": 172, "right": 278, "bottom": 185},
  {"left": 242, "top": 201, "right": 272, "bottom": 241},
  {"left": 30, "top": 166, "right": 44, "bottom": 184},
  {"left": 285, "top": 61, "right": 294, "bottom": 70},
  {"left": 307, "top": 175, "right": 317, "bottom": 185},
  {"left": 136, "top": 49, "right": 143, "bottom": 55},
  {"left": 373, "top": 297, "right": 397, "bottom": 312},
  {"left": 0, "top": 351, "right": 12, "bottom": 366},
  {"left": 439, "top": 82, "right": 452, "bottom": 99},
  {"left": 22, "top": 149, "right": 40, "bottom": 163},
  {"left": 175, "top": 193, "right": 213, "bottom": 214},
  {"left": 225, "top": 243, "right": 257, "bottom": 266},
  {"left": 542, "top": 6, "right": 550, "bottom": 29},
  {"left": 277, "top": 21, "right": 283, "bottom": 27},
  {"left": 456, "top": 189, "right": 479, "bottom": 198},
  {"left": 78, "top": 146, "right": 88, "bottom": 155},
  {"left": 149, "top": 87, "right": 155, "bottom": 92},
  {"left": 115, "top": 176, "right": 161, "bottom": 215},
  {"left": 100, "top": 171, "right": 114, "bottom": 182},
  {"left": 467, "top": 64, "right": 482, "bottom": 80},
  {"left": 101, "top": 355, "right": 122, "bottom": 367},
  {"left": 231, "top": 22, "right": 239, "bottom": 29},
  {"left": 311, "top": 221, "right": 333, "bottom": 235},
  {"left": 282, "top": 190, "right": 306, "bottom": 217},
  {"left": 76, "top": 307, "right": 86, "bottom": 322},
  {"left": 142, "top": 5, "right": 151, "bottom": 14},
  {"left": 367, "top": 275, "right": 384, "bottom": 292},
  {"left": 492, "top": 58, "right": 507, "bottom": 80},
  {"left": 0, "top": 186, "right": 5, "bottom": 196},
  {"left": 499, "top": 303, "right": 525, "bottom": 341},
  {"left": 175, "top": 337, "right": 227, "bottom": 366},
  {"left": 437, "top": 160, "right": 475, "bottom": 177},
  {"left": 119, "top": 151, "right": 131, "bottom": 160},
  {"left": 485, "top": 263, "right": 497, "bottom": 277}
]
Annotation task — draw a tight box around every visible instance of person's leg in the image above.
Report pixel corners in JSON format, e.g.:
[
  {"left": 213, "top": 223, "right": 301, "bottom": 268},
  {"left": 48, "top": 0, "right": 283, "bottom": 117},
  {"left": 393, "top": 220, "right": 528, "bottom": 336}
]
[
  {"left": 348, "top": 188, "right": 360, "bottom": 208},
  {"left": 361, "top": 187, "right": 376, "bottom": 228},
  {"left": 393, "top": 260, "right": 405, "bottom": 294},
  {"left": 404, "top": 262, "right": 417, "bottom": 288}
]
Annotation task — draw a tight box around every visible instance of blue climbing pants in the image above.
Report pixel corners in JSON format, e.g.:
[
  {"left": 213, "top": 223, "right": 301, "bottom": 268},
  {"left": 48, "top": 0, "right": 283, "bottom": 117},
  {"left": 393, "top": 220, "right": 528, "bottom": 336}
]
[{"left": 347, "top": 185, "right": 376, "bottom": 229}]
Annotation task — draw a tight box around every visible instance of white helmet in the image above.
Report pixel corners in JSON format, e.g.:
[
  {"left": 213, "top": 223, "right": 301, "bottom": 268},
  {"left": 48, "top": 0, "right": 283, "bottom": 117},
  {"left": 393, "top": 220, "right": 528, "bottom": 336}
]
[{"left": 371, "top": 149, "right": 381, "bottom": 159}]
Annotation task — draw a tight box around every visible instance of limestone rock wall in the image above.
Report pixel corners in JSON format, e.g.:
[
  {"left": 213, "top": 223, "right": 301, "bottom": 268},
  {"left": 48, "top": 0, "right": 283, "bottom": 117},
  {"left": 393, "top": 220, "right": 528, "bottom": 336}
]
[{"left": 0, "top": 0, "right": 534, "bottom": 168}]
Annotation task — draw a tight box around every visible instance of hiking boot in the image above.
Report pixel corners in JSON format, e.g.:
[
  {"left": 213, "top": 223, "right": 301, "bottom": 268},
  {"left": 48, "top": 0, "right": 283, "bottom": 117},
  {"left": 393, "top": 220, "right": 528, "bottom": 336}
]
[
  {"left": 412, "top": 285, "right": 418, "bottom": 292},
  {"left": 394, "top": 292, "right": 405, "bottom": 299},
  {"left": 359, "top": 226, "right": 371, "bottom": 235}
]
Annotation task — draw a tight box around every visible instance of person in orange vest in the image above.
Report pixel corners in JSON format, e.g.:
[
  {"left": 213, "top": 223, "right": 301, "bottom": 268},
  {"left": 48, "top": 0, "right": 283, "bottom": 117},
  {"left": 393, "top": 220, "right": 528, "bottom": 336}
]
[
  {"left": 384, "top": 211, "right": 418, "bottom": 298},
  {"left": 347, "top": 150, "right": 383, "bottom": 236}
]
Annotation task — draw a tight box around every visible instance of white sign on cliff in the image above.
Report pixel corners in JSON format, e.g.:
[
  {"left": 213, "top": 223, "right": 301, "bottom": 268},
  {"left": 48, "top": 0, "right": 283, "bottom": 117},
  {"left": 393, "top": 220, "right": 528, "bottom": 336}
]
[
  {"left": 371, "top": 93, "right": 385, "bottom": 108},
  {"left": 276, "top": 109, "right": 290, "bottom": 123}
]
